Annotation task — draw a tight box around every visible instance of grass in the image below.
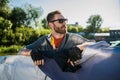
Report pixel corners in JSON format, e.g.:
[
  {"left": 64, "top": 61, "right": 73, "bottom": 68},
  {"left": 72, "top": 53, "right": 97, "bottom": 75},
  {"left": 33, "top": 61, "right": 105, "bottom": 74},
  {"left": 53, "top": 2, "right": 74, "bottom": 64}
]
[{"left": 0, "top": 45, "right": 23, "bottom": 56}]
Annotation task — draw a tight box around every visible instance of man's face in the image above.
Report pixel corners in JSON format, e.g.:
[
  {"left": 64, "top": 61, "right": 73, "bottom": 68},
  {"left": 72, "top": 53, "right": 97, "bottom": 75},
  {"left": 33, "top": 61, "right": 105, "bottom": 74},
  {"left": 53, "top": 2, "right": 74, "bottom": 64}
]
[{"left": 51, "top": 14, "right": 67, "bottom": 34}]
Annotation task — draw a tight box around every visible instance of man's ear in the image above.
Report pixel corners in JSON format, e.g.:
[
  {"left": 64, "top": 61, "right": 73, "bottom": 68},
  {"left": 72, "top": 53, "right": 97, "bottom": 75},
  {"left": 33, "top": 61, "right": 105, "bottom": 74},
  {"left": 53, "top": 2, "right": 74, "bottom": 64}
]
[{"left": 48, "top": 22, "right": 53, "bottom": 28}]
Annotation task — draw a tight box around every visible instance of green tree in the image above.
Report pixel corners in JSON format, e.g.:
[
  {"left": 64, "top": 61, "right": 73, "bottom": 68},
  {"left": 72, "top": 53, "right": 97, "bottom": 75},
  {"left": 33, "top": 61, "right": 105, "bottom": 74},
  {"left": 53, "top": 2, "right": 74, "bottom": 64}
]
[
  {"left": 101, "top": 27, "right": 109, "bottom": 33},
  {"left": 10, "top": 7, "right": 26, "bottom": 29},
  {"left": 0, "top": 0, "right": 45, "bottom": 46},
  {"left": 0, "top": 0, "right": 9, "bottom": 7},
  {"left": 67, "top": 25, "right": 78, "bottom": 33},
  {"left": 24, "top": 4, "right": 43, "bottom": 27},
  {"left": 41, "top": 18, "right": 49, "bottom": 29},
  {"left": 0, "top": 17, "right": 12, "bottom": 30},
  {"left": 10, "top": 4, "right": 43, "bottom": 29},
  {"left": 1, "top": 29, "right": 15, "bottom": 45},
  {"left": 77, "top": 26, "right": 83, "bottom": 32},
  {"left": 0, "top": 16, "right": 13, "bottom": 45},
  {"left": 85, "top": 14, "right": 103, "bottom": 34},
  {"left": 14, "top": 25, "right": 40, "bottom": 45},
  {"left": 0, "top": 0, "right": 11, "bottom": 19}
]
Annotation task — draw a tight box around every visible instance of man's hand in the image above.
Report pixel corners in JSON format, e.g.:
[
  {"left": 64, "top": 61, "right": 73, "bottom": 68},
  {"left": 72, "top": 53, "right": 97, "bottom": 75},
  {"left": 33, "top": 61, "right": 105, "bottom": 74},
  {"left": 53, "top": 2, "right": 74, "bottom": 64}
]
[
  {"left": 67, "top": 47, "right": 82, "bottom": 66},
  {"left": 67, "top": 59, "right": 80, "bottom": 67},
  {"left": 31, "top": 49, "right": 44, "bottom": 66},
  {"left": 34, "top": 59, "right": 44, "bottom": 66},
  {"left": 21, "top": 49, "right": 31, "bottom": 56}
]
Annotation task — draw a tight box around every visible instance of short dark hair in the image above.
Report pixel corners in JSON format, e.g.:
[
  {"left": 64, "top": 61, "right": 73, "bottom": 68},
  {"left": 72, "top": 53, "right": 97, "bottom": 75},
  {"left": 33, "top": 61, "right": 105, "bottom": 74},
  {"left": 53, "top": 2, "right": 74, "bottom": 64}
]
[{"left": 47, "top": 10, "right": 61, "bottom": 23}]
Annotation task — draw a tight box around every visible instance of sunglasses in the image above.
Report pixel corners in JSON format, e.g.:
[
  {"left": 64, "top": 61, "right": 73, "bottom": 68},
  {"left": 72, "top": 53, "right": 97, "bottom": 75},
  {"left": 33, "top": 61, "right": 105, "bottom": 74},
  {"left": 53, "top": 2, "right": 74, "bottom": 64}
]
[{"left": 50, "top": 18, "right": 68, "bottom": 23}]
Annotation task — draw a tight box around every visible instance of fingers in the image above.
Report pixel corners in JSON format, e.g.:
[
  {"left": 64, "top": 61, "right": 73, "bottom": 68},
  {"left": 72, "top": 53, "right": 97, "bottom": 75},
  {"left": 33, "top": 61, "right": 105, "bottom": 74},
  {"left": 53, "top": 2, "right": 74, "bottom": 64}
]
[
  {"left": 74, "top": 59, "right": 80, "bottom": 65},
  {"left": 67, "top": 59, "right": 75, "bottom": 67},
  {"left": 70, "top": 61, "right": 75, "bottom": 67},
  {"left": 34, "top": 59, "right": 44, "bottom": 66},
  {"left": 67, "top": 59, "right": 80, "bottom": 67}
]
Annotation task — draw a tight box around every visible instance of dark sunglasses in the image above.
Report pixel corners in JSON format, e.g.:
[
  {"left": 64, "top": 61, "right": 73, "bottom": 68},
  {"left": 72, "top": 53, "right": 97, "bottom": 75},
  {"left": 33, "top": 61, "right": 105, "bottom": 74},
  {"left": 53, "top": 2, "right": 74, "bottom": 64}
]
[{"left": 50, "top": 18, "right": 68, "bottom": 23}]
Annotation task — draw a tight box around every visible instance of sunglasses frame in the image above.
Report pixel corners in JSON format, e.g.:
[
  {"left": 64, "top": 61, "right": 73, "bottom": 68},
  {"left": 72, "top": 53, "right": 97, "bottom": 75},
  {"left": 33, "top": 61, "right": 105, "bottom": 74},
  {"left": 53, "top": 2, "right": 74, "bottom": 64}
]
[{"left": 50, "top": 18, "right": 68, "bottom": 23}]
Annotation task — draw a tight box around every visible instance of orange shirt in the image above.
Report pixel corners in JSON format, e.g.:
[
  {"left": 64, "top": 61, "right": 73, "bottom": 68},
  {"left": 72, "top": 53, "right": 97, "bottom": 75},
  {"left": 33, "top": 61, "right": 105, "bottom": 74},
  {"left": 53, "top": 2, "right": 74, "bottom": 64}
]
[{"left": 51, "top": 36, "right": 64, "bottom": 49}]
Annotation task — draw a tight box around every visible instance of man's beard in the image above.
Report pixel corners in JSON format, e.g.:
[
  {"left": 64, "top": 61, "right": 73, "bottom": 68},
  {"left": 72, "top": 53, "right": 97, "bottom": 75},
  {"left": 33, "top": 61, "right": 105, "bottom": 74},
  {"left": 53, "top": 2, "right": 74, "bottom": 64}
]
[{"left": 54, "top": 26, "right": 67, "bottom": 34}]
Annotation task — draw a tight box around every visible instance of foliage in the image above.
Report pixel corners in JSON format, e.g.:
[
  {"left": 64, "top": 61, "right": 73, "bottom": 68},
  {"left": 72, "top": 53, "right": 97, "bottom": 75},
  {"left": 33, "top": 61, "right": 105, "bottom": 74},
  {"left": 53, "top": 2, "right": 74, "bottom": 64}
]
[
  {"left": 41, "top": 18, "right": 49, "bottom": 29},
  {"left": 0, "top": 0, "right": 11, "bottom": 19},
  {"left": 0, "top": 23, "right": 51, "bottom": 46},
  {"left": 85, "top": 34, "right": 94, "bottom": 39},
  {"left": 0, "top": 16, "right": 12, "bottom": 30},
  {"left": 8, "top": 4, "right": 43, "bottom": 29},
  {"left": 69, "top": 26, "right": 78, "bottom": 32},
  {"left": 37, "top": 28, "right": 51, "bottom": 36},
  {"left": 14, "top": 26, "right": 39, "bottom": 45},
  {"left": 85, "top": 14, "right": 103, "bottom": 34},
  {"left": 0, "top": 6, "right": 11, "bottom": 19},
  {"left": 10, "top": 7, "right": 26, "bottom": 29},
  {"left": 77, "top": 26, "right": 83, "bottom": 32},
  {"left": 101, "top": 27, "right": 109, "bottom": 32},
  {"left": 0, "top": 0, "right": 9, "bottom": 7},
  {"left": 67, "top": 25, "right": 83, "bottom": 33},
  {"left": 1, "top": 29, "right": 15, "bottom": 45},
  {"left": 0, "top": 17, "right": 13, "bottom": 45},
  {"left": 0, "top": 45, "right": 23, "bottom": 56},
  {"left": 24, "top": 4, "right": 43, "bottom": 27},
  {"left": 0, "top": 0, "right": 45, "bottom": 46},
  {"left": 14, "top": 26, "right": 50, "bottom": 45}
]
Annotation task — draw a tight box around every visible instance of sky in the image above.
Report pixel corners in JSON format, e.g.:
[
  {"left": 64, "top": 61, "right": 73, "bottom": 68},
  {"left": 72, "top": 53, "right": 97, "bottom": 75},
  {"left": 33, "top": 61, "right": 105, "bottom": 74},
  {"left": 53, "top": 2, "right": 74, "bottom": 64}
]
[{"left": 9, "top": 0, "right": 120, "bottom": 28}]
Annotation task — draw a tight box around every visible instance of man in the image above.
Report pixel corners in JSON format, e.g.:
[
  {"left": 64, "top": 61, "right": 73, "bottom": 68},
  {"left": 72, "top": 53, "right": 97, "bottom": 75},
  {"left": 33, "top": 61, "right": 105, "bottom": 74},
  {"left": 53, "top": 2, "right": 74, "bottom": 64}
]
[{"left": 19, "top": 10, "right": 93, "bottom": 72}]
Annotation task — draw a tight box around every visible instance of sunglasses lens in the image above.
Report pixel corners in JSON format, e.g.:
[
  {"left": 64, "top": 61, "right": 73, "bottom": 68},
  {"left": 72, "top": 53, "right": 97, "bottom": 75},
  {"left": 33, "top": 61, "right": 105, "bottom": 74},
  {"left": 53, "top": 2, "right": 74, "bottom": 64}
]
[
  {"left": 59, "top": 19, "right": 64, "bottom": 23},
  {"left": 59, "top": 19, "right": 67, "bottom": 23}
]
